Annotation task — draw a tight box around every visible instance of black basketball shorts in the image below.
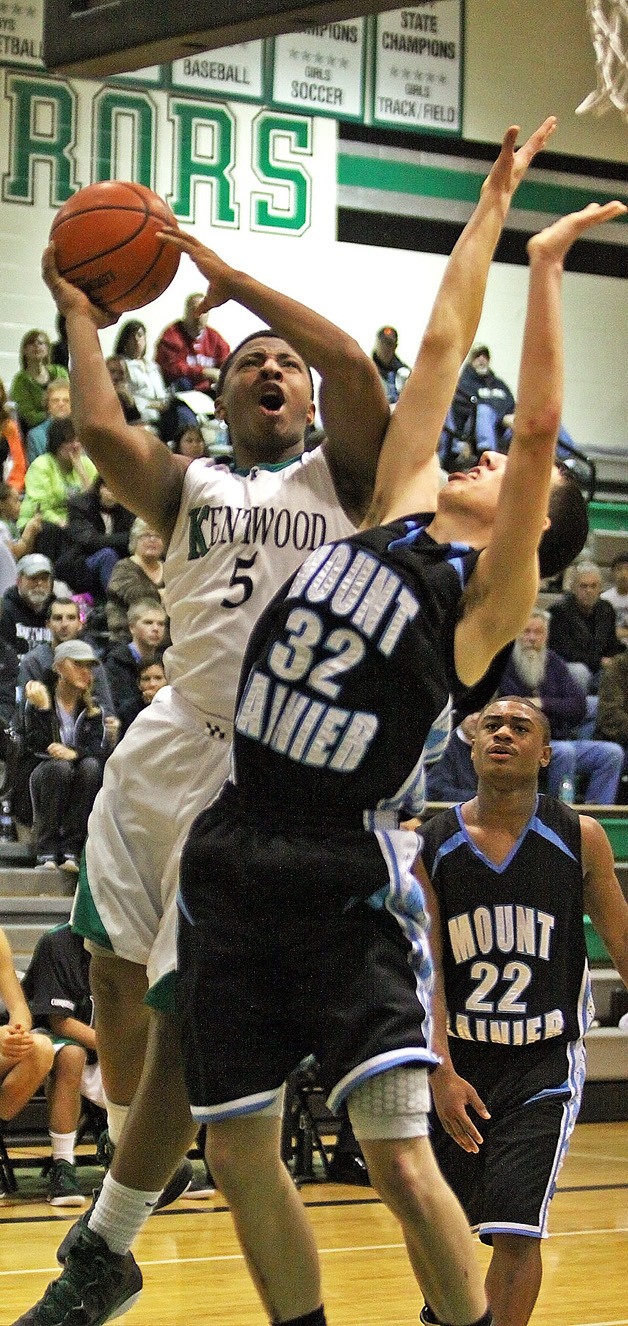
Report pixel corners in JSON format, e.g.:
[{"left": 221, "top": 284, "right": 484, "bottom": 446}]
[
  {"left": 177, "top": 793, "right": 439, "bottom": 1123},
  {"left": 429, "top": 1036, "right": 585, "bottom": 1241}
]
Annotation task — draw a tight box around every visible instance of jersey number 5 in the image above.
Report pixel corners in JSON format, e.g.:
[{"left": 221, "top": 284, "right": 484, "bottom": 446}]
[{"left": 221, "top": 554, "right": 257, "bottom": 608}]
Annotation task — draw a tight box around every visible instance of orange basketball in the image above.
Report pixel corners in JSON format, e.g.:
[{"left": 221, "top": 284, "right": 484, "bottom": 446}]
[{"left": 49, "top": 181, "right": 181, "bottom": 316}]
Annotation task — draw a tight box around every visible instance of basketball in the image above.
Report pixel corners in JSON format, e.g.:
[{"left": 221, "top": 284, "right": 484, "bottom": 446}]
[{"left": 49, "top": 180, "right": 181, "bottom": 316}]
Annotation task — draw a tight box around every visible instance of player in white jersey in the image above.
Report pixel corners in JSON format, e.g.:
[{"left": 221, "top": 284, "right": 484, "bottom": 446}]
[
  {"left": 83, "top": 447, "right": 357, "bottom": 995},
  {"left": 39, "top": 238, "right": 389, "bottom": 1260}
]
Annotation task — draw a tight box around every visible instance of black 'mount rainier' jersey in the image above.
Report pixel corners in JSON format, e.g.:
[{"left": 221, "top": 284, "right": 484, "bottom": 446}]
[
  {"left": 232, "top": 518, "right": 490, "bottom": 820},
  {"left": 420, "top": 795, "right": 594, "bottom": 1049}
]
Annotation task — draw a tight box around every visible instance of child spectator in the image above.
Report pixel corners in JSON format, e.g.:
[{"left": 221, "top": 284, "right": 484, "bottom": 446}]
[
  {"left": 22, "top": 924, "right": 101, "bottom": 1207},
  {"left": 117, "top": 653, "right": 167, "bottom": 735},
  {"left": 0, "top": 482, "right": 43, "bottom": 564},
  {"left": 105, "top": 601, "right": 167, "bottom": 724},
  {"left": 171, "top": 422, "right": 207, "bottom": 458}
]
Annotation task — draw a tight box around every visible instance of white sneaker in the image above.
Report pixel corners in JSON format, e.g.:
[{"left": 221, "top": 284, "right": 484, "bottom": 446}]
[{"left": 186, "top": 1171, "right": 216, "bottom": 1199}]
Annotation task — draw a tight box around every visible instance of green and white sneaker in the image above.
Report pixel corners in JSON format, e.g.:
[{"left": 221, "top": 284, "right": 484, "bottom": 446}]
[
  {"left": 11, "top": 1226, "right": 143, "bottom": 1325},
  {"left": 47, "top": 1161, "right": 86, "bottom": 1208}
]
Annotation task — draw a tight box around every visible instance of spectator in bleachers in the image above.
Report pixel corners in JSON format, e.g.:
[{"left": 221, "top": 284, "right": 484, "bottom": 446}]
[
  {"left": 0, "top": 553, "right": 54, "bottom": 656},
  {"left": 25, "top": 379, "right": 72, "bottom": 463},
  {"left": 601, "top": 552, "right": 628, "bottom": 646},
  {"left": 10, "top": 330, "right": 69, "bottom": 434},
  {"left": 371, "top": 326, "right": 408, "bottom": 404},
  {"left": 114, "top": 319, "right": 194, "bottom": 442},
  {"left": 451, "top": 344, "right": 515, "bottom": 452},
  {"left": 105, "top": 601, "right": 167, "bottom": 724},
  {"left": 548, "top": 561, "right": 624, "bottom": 693},
  {"left": 117, "top": 652, "right": 167, "bottom": 736},
  {"left": 155, "top": 292, "right": 230, "bottom": 400},
  {"left": 0, "top": 925, "right": 54, "bottom": 1130},
  {"left": 18, "top": 596, "right": 114, "bottom": 717},
  {"left": 105, "top": 357, "right": 142, "bottom": 425},
  {"left": 105, "top": 519, "right": 166, "bottom": 644},
  {"left": 452, "top": 344, "right": 580, "bottom": 459},
  {"left": 0, "top": 377, "right": 28, "bottom": 494},
  {"left": 426, "top": 712, "right": 480, "bottom": 803},
  {"left": 0, "top": 482, "right": 43, "bottom": 564},
  {"left": 498, "top": 608, "right": 623, "bottom": 803},
  {"left": 56, "top": 477, "right": 135, "bottom": 600},
  {"left": 22, "top": 639, "right": 119, "bottom": 871},
  {"left": 171, "top": 422, "right": 207, "bottom": 459},
  {"left": 17, "top": 419, "right": 98, "bottom": 539},
  {"left": 22, "top": 923, "right": 101, "bottom": 1207}
]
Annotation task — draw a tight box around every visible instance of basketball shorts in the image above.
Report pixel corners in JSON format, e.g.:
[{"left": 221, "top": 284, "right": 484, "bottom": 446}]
[
  {"left": 71, "top": 686, "right": 231, "bottom": 1005},
  {"left": 430, "top": 1036, "right": 586, "bottom": 1241},
  {"left": 177, "top": 787, "right": 439, "bottom": 1123}
]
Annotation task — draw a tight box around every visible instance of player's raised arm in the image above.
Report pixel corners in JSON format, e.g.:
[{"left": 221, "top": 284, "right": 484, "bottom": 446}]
[
  {"left": 159, "top": 229, "right": 390, "bottom": 523},
  {"left": 41, "top": 246, "right": 187, "bottom": 546},
  {"left": 455, "top": 200, "right": 626, "bottom": 687},
  {"left": 367, "top": 118, "right": 557, "bottom": 525}
]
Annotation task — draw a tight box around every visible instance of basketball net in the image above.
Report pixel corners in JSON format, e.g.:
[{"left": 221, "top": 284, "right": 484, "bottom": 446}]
[{"left": 576, "top": 0, "right": 628, "bottom": 119}]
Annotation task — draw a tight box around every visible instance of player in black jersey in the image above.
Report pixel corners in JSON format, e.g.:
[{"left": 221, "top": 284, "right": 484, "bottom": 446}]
[
  {"left": 418, "top": 696, "right": 628, "bottom": 1326},
  {"left": 173, "top": 136, "right": 626, "bottom": 1326}
]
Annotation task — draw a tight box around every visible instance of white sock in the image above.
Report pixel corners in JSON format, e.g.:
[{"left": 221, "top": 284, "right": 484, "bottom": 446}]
[
  {"left": 104, "top": 1097, "right": 130, "bottom": 1147},
  {"left": 49, "top": 1131, "right": 76, "bottom": 1165},
  {"left": 88, "top": 1172, "right": 161, "bottom": 1256}
]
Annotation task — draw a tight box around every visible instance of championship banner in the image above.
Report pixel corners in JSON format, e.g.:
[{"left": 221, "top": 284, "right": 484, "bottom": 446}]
[
  {"left": 372, "top": 0, "right": 463, "bottom": 134},
  {"left": 1, "top": 0, "right": 44, "bottom": 66},
  {"left": 171, "top": 43, "right": 265, "bottom": 102},
  {"left": 270, "top": 20, "right": 367, "bottom": 120}
]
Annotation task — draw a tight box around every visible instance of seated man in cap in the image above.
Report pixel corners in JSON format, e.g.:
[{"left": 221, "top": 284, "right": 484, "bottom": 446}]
[
  {"left": 0, "top": 553, "right": 55, "bottom": 656},
  {"left": 371, "top": 325, "right": 409, "bottom": 404},
  {"left": 21, "top": 639, "right": 119, "bottom": 871}
]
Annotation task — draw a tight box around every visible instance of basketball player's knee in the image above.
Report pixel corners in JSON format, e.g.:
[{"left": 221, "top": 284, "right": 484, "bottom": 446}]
[
  {"left": 366, "top": 1140, "right": 439, "bottom": 1223},
  {"left": 52, "top": 1043, "right": 86, "bottom": 1092},
  {"left": 33, "top": 1033, "right": 55, "bottom": 1078},
  {"left": 347, "top": 1067, "right": 437, "bottom": 1219},
  {"left": 206, "top": 1111, "right": 283, "bottom": 1197},
  {"left": 204, "top": 1122, "right": 253, "bottom": 1193},
  {"left": 492, "top": 1232, "right": 542, "bottom": 1274}
]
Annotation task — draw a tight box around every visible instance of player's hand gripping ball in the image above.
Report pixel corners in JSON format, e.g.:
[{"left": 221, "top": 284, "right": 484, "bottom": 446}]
[{"left": 49, "top": 180, "right": 181, "bottom": 316}]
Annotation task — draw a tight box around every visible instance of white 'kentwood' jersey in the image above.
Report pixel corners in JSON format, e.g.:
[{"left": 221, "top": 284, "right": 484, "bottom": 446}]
[{"left": 162, "top": 450, "right": 356, "bottom": 720}]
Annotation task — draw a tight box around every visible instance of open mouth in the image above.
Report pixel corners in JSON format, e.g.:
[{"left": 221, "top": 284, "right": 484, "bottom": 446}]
[
  {"left": 447, "top": 469, "right": 478, "bottom": 482},
  {"left": 259, "top": 386, "right": 285, "bottom": 413}
]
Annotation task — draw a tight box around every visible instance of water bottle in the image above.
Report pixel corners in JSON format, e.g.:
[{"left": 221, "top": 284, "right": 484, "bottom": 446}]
[{"left": 558, "top": 777, "right": 575, "bottom": 804}]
